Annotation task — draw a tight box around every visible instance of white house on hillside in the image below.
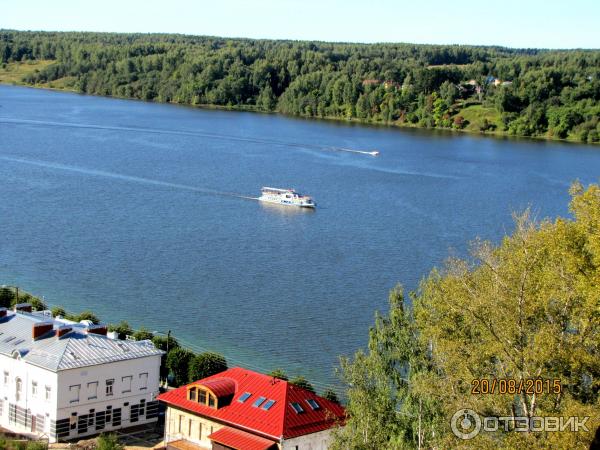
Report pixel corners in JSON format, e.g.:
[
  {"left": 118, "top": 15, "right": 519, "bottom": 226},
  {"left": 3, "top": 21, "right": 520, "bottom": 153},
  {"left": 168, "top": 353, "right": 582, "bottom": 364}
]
[{"left": 0, "top": 304, "right": 164, "bottom": 442}]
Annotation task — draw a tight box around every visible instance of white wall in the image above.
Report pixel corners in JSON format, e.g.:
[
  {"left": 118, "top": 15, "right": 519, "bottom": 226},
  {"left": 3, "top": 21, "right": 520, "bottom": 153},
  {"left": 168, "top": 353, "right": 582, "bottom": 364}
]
[
  {"left": 282, "top": 429, "right": 335, "bottom": 450},
  {"left": 55, "top": 355, "right": 162, "bottom": 440},
  {"left": 0, "top": 351, "right": 162, "bottom": 442},
  {"left": 0, "top": 352, "right": 58, "bottom": 435}
]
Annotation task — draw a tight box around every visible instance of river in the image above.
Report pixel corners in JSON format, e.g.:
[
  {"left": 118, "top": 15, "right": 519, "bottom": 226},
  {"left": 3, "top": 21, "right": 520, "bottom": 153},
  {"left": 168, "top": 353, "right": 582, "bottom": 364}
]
[{"left": 1, "top": 85, "right": 599, "bottom": 393}]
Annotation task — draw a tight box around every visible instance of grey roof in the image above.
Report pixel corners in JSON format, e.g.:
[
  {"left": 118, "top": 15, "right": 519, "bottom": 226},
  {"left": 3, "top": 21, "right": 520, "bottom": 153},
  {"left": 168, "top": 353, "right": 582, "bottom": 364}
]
[{"left": 0, "top": 311, "right": 163, "bottom": 372}]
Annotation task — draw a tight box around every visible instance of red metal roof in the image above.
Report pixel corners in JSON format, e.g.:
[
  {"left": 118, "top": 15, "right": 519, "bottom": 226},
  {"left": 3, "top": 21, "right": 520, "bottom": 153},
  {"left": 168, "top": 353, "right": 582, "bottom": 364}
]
[
  {"left": 208, "top": 426, "right": 276, "bottom": 450},
  {"left": 158, "top": 367, "right": 345, "bottom": 440},
  {"left": 196, "top": 377, "right": 236, "bottom": 398}
]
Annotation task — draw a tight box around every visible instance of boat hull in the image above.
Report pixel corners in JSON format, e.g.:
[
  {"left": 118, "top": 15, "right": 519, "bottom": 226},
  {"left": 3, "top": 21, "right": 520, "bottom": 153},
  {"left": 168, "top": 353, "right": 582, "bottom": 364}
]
[{"left": 258, "top": 197, "right": 316, "bottom": 208}]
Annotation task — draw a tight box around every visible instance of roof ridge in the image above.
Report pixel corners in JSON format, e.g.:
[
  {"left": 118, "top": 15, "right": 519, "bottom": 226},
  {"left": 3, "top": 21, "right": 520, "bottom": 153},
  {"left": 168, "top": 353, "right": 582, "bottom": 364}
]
[{"left": 280, "top": 378, "right": 291, "bottom": 439}]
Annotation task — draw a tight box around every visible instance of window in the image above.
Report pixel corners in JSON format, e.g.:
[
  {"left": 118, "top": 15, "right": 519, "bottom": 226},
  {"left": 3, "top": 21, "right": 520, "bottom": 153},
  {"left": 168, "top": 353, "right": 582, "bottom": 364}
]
[
  {"left": 262, "top": 399, "right": 276, "bottom": 410},
  {"left": 188, "top": 418, "right": 192, "bottom": 436},
  {"left": 253, "top": 396, "right": 266, "bottom": 408},
  {"left": 45, "top": 386, "right": 51, "bottom": 401},
  {"left": 238, "top": 392, "right": 251, "bottom": 403},
  {"left": 15, "top": 378, "right": 22, "bottom": 402},
  {"left": 140, "top": 399, "right": 145, "bottom": 416},
  {"left": 106, "top": 379, "right": 114, "bottom": 396},
  {"left": 139, "top": 372, "right": 148, "bottom": 390},
  {"left": 3, "top": 371, "right": 8, "bottom": 386},
  {"left": 178, "top": 415, "right": 183, "bottom": 433},
  {"left": 198, "top": 423, "right": 203, "bottom": 439},
  {"left": 69, "top": 385, "right": 80, "bottom": 403},
  {"left": 290, "top": 402, "right": 304, "bottom": 413},
  {"left": 31, "top": 381, "right": 38, "bottom": 398},
  {"left": 122, "top": 376, "right": 132, "bottom": 393},
  {"left": 198, "top": 389, "right": 207, "bottom": 404},
  {"left": 87, "top": 381, "right": 98, "bottom": 400},
  {"left": 208, "top": 394, "right": 216, "bottom": 408},
  {"left": 189, "top": 387, "right": 196, "bottom": 401},
  {"left": 306, "top": 399, "right": 320, "bottom": 410}
]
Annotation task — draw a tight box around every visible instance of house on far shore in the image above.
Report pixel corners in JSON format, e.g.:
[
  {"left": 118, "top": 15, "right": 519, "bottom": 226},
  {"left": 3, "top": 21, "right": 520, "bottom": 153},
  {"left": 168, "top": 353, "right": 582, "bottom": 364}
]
[
  {"left": 158, "top": 367, "right": 345, "bottom": 450},
  {"left": 0, "top": 304, "right": 164, "bottom": 443},
  {"left": 361, "top": 79, "right": 381, "bottom": 86}
]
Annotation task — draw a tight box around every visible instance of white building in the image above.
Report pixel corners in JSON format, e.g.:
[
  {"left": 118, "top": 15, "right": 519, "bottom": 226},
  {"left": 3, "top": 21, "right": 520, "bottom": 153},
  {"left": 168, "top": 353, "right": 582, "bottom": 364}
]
[{"left": 0, "top": 304, "right": 164, "bottom": 442}]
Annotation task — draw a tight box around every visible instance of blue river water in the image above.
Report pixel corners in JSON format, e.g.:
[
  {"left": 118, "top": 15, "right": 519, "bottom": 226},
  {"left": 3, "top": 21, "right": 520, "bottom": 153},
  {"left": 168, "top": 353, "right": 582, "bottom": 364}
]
[{"left": 1, "top": 85, "right": 599, "bottom": 393}]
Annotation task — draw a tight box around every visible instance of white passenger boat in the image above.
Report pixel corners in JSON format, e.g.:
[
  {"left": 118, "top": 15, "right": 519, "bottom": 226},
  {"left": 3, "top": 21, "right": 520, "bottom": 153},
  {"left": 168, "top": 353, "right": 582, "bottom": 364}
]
[{"left": 258, "top": 187, "right": 316, "bottom": 208}]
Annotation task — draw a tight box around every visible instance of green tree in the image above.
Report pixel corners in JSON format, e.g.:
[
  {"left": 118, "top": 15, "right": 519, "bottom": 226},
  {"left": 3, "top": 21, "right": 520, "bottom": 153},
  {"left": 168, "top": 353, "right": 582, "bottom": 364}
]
[
  {"left": 167, "top": 347, "right": 194, "bottom": 386},
  {"left": 0, "top": 287, "right": 14, "bottom": 308},
  {"left": 29, "top": 296, "right": 47, "bottom": 311},
  {"left": 268, "top": 368, "right": 289, "bottom": 381},
  {"left": 413, "top": 183, "right": 599, "bottom": 448},
  {"left": 108, "top": 321, "right": 133, "bottom": 339},
  {"left": 289, "top": 376, "right": 315, "bottom": 393},
  {"left": 132, "top": 327, "right": 154, "bottom": 341},
  {"left": 322, "top": 389, "right": 340, "bottom": 403},
  {"left": 151, "top": 334, "right": 179, "bottom": 352},
  {"left": 73, "top": 311, "right": 100, "bottom": 324},
  {"left": 332, "top": 286, "right": 442, "bottom": 449},
  {"left": 51, "top": 306, "right": 67, "bottom": 317},
  {"left": 187, "top": 352, "right": 228, "bottom": 382}
]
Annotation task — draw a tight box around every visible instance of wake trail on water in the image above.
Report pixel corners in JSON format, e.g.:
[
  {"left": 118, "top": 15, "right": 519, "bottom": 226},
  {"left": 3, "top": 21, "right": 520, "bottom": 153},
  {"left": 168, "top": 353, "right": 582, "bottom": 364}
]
[
  {"left": 0, "top": 118, "right": 379, "bottom": 157},
  {"left": 0, "top": 156, "right": 258, "bottom": 201}
]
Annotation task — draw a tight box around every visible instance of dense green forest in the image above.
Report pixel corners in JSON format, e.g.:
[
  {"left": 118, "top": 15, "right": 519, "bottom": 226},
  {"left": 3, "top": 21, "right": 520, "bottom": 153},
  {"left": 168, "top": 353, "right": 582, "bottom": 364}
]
[{"left": 1, "top": 30, "right": 600, "bottom": 142}]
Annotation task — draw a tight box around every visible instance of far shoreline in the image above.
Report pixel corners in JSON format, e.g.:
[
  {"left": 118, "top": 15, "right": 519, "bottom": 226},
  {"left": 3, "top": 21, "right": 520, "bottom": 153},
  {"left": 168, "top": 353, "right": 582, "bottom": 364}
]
[{"left": 1, "top": 81, "right": 597, "bottom": 148}]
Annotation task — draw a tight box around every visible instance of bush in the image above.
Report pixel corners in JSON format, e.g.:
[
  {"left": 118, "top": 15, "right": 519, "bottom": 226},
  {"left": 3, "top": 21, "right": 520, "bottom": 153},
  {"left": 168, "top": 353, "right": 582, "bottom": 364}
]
[{"left": 97, "top": 434, "right": 123, "bottom": 450}]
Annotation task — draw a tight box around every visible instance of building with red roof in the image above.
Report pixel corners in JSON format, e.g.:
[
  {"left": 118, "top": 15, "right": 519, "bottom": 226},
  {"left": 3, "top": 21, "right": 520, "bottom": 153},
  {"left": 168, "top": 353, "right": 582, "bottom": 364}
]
[{"left": 157, "top": 367, "right": 345, "bottom": 450}]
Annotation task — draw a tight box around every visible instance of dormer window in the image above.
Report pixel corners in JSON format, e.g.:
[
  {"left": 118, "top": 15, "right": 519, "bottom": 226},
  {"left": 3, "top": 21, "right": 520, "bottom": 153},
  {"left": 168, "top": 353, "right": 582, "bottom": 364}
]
[
  {"left": 189, "top": 387, "right": 197, "bottom": 401},
  {"left": 198, "top": 389, "right": 207, "bottom": 404}
]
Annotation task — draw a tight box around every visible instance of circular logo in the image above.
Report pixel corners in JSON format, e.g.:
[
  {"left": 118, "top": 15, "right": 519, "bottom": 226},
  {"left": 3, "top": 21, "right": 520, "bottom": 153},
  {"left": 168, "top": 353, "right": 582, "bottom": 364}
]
[{"left": 451, "top": 409, "right": 481, "bottom": 440}]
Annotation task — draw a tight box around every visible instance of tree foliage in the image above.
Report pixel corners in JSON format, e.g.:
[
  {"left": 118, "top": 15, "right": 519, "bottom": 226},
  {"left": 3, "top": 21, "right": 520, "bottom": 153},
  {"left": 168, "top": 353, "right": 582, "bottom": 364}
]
[
  {"left": 1, "top": 30, "right": 598, "bottom": 141},
  {"left": 289, "top": 376, "right": 316, "bottom": 393},
  {"left": 335, "top": 183, "right": 600, "bottom": 449},
  {"left": 268, "top": 368, "right": 289, "bottom": 381},
  {"left": 188, "top": 352, "right": 228, "bottom": 382},
  {"left": 166, "top": 347, "right": 194, "bottom": 387},
  {"left": 107, "top": 320, "right": 132, "bottom": 339}
]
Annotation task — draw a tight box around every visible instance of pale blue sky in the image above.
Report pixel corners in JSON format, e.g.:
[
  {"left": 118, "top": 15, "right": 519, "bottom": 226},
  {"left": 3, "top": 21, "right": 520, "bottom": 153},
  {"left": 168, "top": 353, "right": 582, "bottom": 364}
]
[{"left": 2, "top": 0, "right": 599, "bottom": 49}]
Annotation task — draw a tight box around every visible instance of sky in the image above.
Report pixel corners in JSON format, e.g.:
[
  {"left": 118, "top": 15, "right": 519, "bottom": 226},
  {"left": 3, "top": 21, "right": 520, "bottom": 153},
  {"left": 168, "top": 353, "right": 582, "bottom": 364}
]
[{"left": 2, "top": 0, "right": 599, "bottom": 49}]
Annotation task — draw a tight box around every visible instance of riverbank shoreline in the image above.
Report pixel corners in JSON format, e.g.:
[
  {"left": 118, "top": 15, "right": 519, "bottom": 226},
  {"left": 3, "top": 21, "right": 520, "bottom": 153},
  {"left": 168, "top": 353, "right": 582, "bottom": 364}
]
[{"left": 1, "top": 80, "right": 596, "bottom": 148}]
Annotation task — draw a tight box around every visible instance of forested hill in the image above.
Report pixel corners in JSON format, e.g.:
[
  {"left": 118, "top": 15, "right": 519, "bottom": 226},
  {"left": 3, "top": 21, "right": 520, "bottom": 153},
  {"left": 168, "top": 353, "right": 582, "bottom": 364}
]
[{"left": 2, "top": 30, "right": 599, "bottom": 142}]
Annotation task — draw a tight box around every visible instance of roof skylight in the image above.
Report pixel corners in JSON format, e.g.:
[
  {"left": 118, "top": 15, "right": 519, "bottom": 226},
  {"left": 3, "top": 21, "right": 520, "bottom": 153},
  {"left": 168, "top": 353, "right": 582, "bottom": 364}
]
[
  {"left": 290, "top": 402, "right": 304, "bottom": 413},
  {"left": 262, "top": 399, "right": 276, "bottom": 410},
  {"left": 238, "top": 392, "right": 252, "bottom": 403},
  {"left": 306, "top": 399, "right": 320, "bottom": 410},
  {"left": 253, "top": 396, "right": 266, "bottom": 408}
]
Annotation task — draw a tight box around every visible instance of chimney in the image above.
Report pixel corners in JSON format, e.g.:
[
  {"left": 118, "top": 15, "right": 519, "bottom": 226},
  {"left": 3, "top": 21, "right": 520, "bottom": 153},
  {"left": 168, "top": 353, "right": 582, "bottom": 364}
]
[
  {"left": 107, "top": 331, "right": 119, "bottom": 340},
  {"left": 86, "top": 325, "right": 107, "bottom": 336},
  {"left": 14, "top": 303, "right": 33, "bottom": 313},
  {"left": 0, "top": 307, "right": 7, "bottom": 319},
  {"left": 56, "top": 325, "right": 73, "bottom": 338},
  {"left": 33, "top": 321, "right": 54, "bottom": 340}
]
